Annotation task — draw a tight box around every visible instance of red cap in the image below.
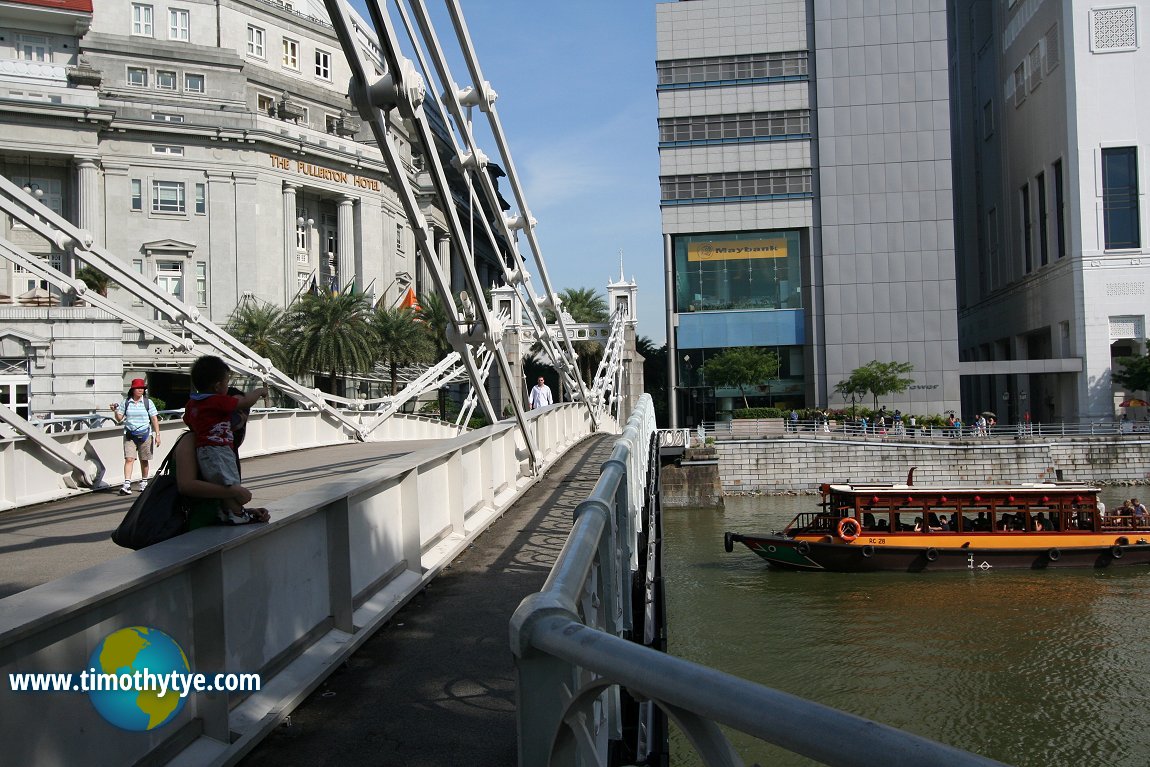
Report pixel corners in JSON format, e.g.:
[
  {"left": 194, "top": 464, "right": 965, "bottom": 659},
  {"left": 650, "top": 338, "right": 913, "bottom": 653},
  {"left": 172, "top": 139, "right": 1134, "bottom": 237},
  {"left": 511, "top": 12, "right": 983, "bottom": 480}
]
[{"left": 130, "top": 378, "right": 147, "bottom": 390}]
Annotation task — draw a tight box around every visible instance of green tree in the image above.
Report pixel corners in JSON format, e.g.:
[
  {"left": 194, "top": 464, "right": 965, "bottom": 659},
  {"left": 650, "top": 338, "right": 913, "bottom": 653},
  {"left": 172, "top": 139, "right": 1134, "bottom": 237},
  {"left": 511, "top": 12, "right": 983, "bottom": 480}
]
[
  {"left": 637, "top": 336, "right": 668, "bottom": 424},
  {"left": 850, "top": 360, "right": 916, "bottom": 411},
  {"left": 226, "top": 302, "right": 288, "bottom": 370},
  {"left": 703, "top": 348, "right": 779, "bottom": 408},
  {"left": 416, "top": 292, "right": 452, "bottom": 360},
  {"left": 283, "top": 290, "right": 376, "bottom": 395},
  {"left": 1113, "top": 354, "right": 1150, "bottom": 393},
  {"left": 75, "top": 265, "right": 113, "bottom": 298},
  {"left": 373, "top": 306, "right": 434, "bottom": 395}
]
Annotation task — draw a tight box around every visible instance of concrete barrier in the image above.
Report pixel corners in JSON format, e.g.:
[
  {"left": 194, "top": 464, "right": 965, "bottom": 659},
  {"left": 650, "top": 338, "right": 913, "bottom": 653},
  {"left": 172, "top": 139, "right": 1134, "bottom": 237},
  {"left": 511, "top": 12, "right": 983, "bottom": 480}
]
[{"left": 0, "top": 402, "right": 599, "bottom": 767}]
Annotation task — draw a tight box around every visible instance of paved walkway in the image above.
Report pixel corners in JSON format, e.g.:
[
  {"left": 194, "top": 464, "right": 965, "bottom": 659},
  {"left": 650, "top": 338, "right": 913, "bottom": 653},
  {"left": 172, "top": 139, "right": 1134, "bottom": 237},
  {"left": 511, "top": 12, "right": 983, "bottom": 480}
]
[
  {"left": 0, "top": 439, "right": 444, "bottom": 598},
  {"left": 239, "top": 434, "right": 613, "bottom": 767}
]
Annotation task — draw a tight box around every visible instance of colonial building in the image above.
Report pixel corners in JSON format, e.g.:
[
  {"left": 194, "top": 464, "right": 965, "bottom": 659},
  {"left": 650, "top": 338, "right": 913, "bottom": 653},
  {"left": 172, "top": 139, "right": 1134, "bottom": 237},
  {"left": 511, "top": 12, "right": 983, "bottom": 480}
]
[{"left": 0, "top": 0, "right": 503, "bottom": 415}]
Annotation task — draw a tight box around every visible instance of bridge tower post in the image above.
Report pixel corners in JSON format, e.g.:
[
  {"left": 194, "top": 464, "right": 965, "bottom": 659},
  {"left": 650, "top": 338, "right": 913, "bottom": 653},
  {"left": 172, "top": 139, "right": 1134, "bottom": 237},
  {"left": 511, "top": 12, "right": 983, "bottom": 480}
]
[{"left": 607, "top": 270, "right": 644, "bottom": 420}]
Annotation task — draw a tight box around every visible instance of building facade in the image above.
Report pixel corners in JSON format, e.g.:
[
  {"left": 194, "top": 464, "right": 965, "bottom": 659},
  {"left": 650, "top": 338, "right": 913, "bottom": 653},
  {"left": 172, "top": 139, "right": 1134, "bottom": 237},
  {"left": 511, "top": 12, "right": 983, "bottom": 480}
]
[
  {"left": 0, "top": 0, "right": 502, "bottom": 415},
  {"left": 658, "top": 0, "right": 961, "bottom": 426},
  {"left": 951, "top": 0, "right": 1149, "bottom": 424}
]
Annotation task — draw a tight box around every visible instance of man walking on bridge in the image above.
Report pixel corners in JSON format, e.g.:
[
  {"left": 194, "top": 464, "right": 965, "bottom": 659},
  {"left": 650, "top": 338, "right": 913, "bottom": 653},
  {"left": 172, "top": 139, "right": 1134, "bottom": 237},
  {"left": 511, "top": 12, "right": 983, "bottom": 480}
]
[{"left": 529, "top": 376, "right": 553, "bottom": 409}]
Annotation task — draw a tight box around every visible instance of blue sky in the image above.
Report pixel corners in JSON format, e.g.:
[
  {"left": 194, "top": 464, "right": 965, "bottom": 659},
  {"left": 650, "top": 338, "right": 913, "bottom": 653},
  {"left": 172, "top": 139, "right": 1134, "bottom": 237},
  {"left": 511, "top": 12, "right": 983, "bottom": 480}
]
[{"left": 347, "top": 1, "right": 666, "bottom": 342}]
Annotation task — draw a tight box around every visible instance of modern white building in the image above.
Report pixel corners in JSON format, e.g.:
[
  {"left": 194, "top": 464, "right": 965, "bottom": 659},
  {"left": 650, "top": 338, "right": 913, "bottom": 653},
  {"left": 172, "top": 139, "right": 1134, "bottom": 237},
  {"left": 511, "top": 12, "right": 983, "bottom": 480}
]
[
  {"left": 0, "top": 0, "right": 501, "bottom": 415},
  {"left": 658, "top": 0, "right": 962, "bottom": 426},
  {"left": 951, "top": 0, "right": 1149, "bottom": 424}
]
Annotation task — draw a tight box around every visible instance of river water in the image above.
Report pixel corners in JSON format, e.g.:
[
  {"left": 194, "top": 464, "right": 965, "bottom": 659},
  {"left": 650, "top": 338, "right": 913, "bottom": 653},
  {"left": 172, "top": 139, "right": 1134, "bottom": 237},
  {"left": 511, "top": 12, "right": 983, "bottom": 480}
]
[{"left": 663, "top": 489, "right": 1150, "bottom": 766}]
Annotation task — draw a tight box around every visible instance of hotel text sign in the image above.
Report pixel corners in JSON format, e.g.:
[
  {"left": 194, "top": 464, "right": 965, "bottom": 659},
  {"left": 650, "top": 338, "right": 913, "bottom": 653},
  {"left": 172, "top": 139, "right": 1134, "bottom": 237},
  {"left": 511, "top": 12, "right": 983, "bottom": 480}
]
[
  {"left": 269, "top": 154, "right": 381, "bottom": 191},
  {"left": 688, "top": 238, "right": 788, "bottom": 262}
]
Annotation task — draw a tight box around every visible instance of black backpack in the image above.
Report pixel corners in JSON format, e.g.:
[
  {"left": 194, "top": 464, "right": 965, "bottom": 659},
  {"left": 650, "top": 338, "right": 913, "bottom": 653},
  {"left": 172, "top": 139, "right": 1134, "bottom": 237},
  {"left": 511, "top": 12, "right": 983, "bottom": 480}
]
[{"left": 112, "top": 434, "right": 189, "bottom": 549}]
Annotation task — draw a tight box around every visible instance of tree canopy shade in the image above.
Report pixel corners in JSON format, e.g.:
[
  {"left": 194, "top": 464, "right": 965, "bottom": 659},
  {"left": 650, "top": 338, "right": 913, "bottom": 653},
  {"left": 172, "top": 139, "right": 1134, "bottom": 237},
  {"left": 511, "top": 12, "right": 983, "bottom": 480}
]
[
  {"left": 637, "top": 336, "right": 668, "bottom": 424},
  {"left": 1113, "top": 354, "right": 1150, "bottom": 393},
  {"left": 75, "top": 265, "right": 113, "bottom": 298},
  {"left": 842, "top": 360, "right": 916, "bottom": 411},
  {"left": 373, "top": 305, "right": 434, "bottom": 395},
  {"left": 703, "top": 347, "right": 780, "bottom": 408},
  {"left": 283, "top": 290, "right": 377, "bottom": 394}
]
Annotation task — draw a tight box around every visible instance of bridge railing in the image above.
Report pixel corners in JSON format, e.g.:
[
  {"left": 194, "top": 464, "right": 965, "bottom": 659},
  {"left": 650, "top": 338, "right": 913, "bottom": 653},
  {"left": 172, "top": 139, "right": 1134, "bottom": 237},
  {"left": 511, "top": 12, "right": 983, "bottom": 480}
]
[
  {"left": 0, "top": 402, "right": 599, "bottom": 766},
  {"left": 512, "top": 396, "right": 1008, "bottom": 767}
]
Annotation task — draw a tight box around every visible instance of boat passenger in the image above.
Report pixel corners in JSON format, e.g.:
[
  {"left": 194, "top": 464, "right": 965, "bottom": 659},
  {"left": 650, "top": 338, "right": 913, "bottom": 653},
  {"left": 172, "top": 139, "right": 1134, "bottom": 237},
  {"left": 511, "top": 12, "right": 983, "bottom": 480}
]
[
  {"left": 1034, "top": 512, "right": 1049, "bottom": 531},
  {"left": 913, "top": 517, "right": 924, "bottom": 532},
  {"left": 936, "top": 514, "right": 949, "bottom": 531},
  {"left": 927, "top": 512, "right": 943, "bottom": 531},
  {"left": 973, "top": 511, "right": 989, "bottom": 531},
  {"left": 863, "top": 512, "right": 877, "bottom": 530},
  {"left": 875, "top": 518, "right": 889, "bottom": 531}
]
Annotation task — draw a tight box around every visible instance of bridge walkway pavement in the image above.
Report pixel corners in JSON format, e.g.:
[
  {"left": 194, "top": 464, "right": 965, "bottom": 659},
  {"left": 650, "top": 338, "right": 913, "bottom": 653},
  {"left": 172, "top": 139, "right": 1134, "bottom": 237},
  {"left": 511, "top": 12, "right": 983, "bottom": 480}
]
[
  {"left": 238, "top": 433, "right": 614, "bottom": 767},
  {"left": 0, "top": 437, "right": 447, "bottom": 599}
]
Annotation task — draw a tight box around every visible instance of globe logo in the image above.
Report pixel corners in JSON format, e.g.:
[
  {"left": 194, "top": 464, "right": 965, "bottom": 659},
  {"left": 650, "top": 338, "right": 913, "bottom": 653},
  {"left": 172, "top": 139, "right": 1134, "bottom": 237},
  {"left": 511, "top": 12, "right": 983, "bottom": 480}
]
[{"left": 87, "top": 626, "right": 189, "bottom": 731}]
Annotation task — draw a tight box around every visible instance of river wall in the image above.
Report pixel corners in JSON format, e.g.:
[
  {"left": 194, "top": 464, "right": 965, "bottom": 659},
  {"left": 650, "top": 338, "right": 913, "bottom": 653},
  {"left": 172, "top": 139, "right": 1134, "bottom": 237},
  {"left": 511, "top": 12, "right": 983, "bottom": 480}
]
[{"left": 715, "top": 436, "right": 1150, "bottom": 493}]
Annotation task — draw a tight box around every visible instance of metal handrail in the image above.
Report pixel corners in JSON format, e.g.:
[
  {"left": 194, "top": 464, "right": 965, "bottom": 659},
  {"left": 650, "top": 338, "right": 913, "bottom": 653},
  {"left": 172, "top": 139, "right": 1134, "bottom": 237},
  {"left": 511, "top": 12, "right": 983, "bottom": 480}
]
[
  {"left": 513, "top": 395, "right": 1008, "bottom": 766},
  {"left": 700, "top": 419, "right": 1150, "bottom": 439}
]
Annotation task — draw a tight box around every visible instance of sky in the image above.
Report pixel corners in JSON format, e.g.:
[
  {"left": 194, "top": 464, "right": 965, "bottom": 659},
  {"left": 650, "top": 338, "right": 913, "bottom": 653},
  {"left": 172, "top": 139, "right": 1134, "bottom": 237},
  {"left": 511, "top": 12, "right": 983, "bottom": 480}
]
[{"left": 347, "top": 1, "right": 667, "bottom": 343}]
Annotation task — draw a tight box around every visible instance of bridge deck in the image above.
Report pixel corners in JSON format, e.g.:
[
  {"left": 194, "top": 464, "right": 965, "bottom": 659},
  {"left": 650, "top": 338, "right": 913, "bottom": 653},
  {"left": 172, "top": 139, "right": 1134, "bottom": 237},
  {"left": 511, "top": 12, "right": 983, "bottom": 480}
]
[
  {"left": 0, "top": 438, "right": 447, "bottom": 598},
  {"left": 238, "top": 434, "right": 613, "bottom": 767}
]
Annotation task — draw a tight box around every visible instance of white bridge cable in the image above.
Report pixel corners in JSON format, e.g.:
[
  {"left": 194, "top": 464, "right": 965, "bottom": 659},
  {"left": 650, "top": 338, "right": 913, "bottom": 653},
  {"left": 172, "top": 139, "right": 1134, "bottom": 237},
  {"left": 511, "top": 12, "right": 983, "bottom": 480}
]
[
  {"left": 437, "top": 0, "right": 598, "bottom": 419},
  {"left": 393, "top": 0, "right": 588, "bottom": 410},
  {"left": 323, "top": 0, "right": 544, "bottom": 469},
  {"left": 589, "top": 310, "right": 627, "bottom": 424},
  {"left": 0, "top": 175, "right": 370, "bottom": 442},
  {"left": 455, "top": 345, "right": 495, "bottom": 428}
]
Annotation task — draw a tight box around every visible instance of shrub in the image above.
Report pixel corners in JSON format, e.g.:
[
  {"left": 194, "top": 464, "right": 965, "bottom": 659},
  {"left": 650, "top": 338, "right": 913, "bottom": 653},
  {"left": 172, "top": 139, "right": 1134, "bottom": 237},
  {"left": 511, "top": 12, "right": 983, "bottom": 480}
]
[{"left": 733, "top": 407, "right": 784, "bottom": 419}]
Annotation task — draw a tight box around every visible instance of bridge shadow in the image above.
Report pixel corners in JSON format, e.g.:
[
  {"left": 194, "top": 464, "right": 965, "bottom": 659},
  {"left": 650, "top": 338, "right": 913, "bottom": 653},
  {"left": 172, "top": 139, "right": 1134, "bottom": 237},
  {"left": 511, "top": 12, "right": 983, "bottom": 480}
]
[{"left": 241, "top": 434, "right": 614, "bottom": 766}]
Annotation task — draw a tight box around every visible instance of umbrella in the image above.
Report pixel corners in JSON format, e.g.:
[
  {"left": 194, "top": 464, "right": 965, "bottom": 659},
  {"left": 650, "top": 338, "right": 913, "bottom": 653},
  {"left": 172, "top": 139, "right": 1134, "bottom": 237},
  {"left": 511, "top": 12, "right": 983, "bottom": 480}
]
[
  {"left": 980, "top": 411, "right": 997, "bottom": 419},
  {"left": 1120, "top": 398, "right": 1150, "bottom": 408},
  {"left": 16, "top": 286, "right": 58, "bottom": 306}
]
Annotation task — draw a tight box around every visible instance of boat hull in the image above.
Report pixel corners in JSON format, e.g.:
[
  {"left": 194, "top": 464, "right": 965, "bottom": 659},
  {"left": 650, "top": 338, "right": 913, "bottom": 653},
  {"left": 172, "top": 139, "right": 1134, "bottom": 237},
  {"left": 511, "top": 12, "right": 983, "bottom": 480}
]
[{"left": 724, "top": 533, "right": 1150, "bottom": 572}]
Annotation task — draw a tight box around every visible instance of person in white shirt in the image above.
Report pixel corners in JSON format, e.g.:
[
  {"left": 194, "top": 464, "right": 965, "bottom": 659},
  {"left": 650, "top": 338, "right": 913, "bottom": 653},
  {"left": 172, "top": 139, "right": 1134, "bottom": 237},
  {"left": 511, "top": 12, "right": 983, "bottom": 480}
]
[{"left": 528, "top": 376, "right": 554, "bottom": 409}]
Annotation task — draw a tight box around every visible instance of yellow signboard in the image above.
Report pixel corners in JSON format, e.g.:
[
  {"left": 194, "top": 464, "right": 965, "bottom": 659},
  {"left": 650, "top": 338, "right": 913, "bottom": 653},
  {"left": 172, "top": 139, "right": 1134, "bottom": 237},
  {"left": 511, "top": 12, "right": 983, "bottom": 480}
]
[{"left": 687, "top": 239, "right": 788, "bottom": 262}]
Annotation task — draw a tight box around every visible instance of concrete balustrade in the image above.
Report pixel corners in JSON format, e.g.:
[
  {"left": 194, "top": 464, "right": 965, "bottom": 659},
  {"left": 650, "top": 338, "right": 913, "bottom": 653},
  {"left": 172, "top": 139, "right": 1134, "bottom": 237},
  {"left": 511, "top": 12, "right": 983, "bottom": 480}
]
[
  {"left": 0, "top": 402, "right": 599, "bottom": 766},
  {"left": 0, "top": 409, "right": 467, "bottom": 511}
]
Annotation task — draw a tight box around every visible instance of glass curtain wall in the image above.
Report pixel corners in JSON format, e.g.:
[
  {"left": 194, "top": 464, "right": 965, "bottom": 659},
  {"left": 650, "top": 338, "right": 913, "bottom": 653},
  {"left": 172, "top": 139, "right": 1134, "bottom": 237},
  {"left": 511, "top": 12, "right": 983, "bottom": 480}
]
[{"left": 673, "top": 230, "right": 802, "bottom": 313}]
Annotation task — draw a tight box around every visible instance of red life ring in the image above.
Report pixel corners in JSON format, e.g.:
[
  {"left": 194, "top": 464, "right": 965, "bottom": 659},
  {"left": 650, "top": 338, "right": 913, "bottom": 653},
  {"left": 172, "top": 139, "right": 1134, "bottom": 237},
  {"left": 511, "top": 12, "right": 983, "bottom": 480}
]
[{"left": 837, "top": 517, "right": 861, "bottom": 542}]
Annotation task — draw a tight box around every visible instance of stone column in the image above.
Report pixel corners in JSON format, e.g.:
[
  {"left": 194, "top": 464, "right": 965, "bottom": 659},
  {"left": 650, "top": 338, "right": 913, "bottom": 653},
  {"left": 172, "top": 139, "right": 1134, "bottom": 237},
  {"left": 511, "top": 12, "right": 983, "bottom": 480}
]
[
  {"left": 75, "top": 158, "right": 102, "bottom": 247},
  {"left": 436, "top": 231, "right": 452, "bottom": 295},
  {"left": 337, "top": 195, "right": 355, "bottom": 293},
  {"left": 282, "top": 182, "right": 298, "bottom": 306}
]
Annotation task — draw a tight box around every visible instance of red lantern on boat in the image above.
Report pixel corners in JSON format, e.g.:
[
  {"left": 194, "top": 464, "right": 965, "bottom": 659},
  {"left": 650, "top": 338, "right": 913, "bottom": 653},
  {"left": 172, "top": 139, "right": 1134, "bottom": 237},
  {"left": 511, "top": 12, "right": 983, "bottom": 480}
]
[
  {"left": 872, "top": 496, "right": 879, "bottom": 503},
  {"left": 940, "top": 496, "right": 947, "bottom": 503},
  {"left": 974, "top": 495, "right": 981, "bottom": 502},
  {"left": 1007, "top": 495, "right": 1015, "bottom": 502}
]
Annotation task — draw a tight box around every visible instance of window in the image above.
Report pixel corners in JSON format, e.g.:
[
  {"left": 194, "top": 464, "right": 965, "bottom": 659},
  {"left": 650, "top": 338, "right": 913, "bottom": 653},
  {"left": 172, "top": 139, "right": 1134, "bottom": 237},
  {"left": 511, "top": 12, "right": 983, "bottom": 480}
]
[
  {"left": 296, "top": 208, "right": 309, "bottom": 251},
  {"left": 325, "top": 114, "right": 341, "bottom": 134},
  {"left": 1102, "top": 147, "right": 1141, "bottom": 249},
  {"left": 195, "top": 263, "right": 207, "bottom": 306},
  {"left": 315, "top": 49, "right": 332, "bottom": 80},
  {"left": 257, "top": 93, "right": 275, "bottom": 115},
  {"left": 659, "top": 169, "right": 813, "bottom": 203},
  {"left": 0, "top": 377, "right": 30, "bottom": 421},
  {"left": 1037, "top": 172, "right": 1049, "bottom": 266},
  {"left": 16, "top": 35, "right": 48, "bottom": 62},
  {"left": 131, "top": 179, "right": 142, "bottom": 211},
  {"left": 396, "top": 222, "right": 405, "bottom": 256},
  {"left": 131, "top": 4, "right": 154, "bottom": 36},
  {"left": 169, "top": 8, "right": 189, "bottom": 41},
  {"left": 152, "top": 144, "right": 184, "bottom": 156},
  {"left": 1045, "top": 24, "right": 1061, "bottom": 73},
  {"left": 195, "top": 183, "right": 206, "bottom": 214},
  {"left": 1013, "top": 62, "right": 1026, "bottom": 107},
  {"left": 673, "top": 231, "right": 803, "bottom": 312},
  {"left": 1020, "top": 183, "right": 1032, "bottom": 273},
  {"left": 1053, "top": 159, "right": 1066, "bottom": 259},
  {"left": 657, "top": 51, "right": 808, "bottom": 87},
  {"left": 982, "top": 100, "right": 994, "bottom": 140},
  {"left": 282, "top": 38, "right": 300, "bottom": 70},
  {"left": 127, "top": 67, "right": 148, "bottom": 87},
  {"left": 156, "top": 260, "right": 183, "bottom": 299},
  {"left": 156, "top": 70, "right": 176, "bottom": 91},
  {"left": 184, "top": 73, "right": 204, "bottom": 93},
  {"left": 657, "top": 109, "right": 811, "bottom": 145},
  {"left": 247, "top": 25, "right": 265, "bottom": 58},
  {"left": 152, "top": 112, "right": 185, "bottom": 122},
  {"left": 151, "top": 180, "right": 185, "bottom": 214},
  {"left": 1028, "top": 43, "right": 1043, "bottom": 91}
]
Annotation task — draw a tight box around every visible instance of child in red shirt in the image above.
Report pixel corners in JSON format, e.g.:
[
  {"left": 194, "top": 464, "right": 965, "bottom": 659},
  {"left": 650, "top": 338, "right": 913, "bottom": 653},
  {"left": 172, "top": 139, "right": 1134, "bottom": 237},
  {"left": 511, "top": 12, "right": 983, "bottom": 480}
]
[{"left": 184, "top": 355, "right": 268, "bottom": 523}]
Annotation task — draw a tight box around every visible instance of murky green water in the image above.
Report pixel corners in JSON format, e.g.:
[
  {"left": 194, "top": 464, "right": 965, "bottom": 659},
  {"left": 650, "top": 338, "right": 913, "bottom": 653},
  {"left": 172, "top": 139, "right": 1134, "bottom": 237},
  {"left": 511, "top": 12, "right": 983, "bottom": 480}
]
[{"left": 663, "top": 490, "right": 1150, "bottom": 766}]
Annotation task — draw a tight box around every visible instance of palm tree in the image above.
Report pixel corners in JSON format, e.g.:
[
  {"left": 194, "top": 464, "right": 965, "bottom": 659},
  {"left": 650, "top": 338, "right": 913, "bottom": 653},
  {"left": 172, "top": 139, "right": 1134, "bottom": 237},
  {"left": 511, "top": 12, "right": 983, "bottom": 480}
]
[
  {"left": 557, "top": 287, "right": 609, "bottom": 384},
  {"left": 416, "top": 292, "right": 452, "bottom": 361},
  {"left": 373, "top": 305, "right": 434, "bottom": 395},
  {"left": 225, "top": 301, "right": 288, "bottom": 370},
  {"left": 283, "top": 290, "right": 376, "bottom": 395}
]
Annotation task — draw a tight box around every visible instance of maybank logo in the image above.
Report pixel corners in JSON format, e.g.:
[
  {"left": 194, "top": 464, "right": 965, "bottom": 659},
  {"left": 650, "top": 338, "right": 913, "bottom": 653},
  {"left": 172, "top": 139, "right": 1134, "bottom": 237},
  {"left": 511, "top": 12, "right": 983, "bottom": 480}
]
[
  {"left": 6, "top": 625, "right": 262, "bottom": 732},
  {"left": 87, "top": 626, "right": 190, "bottom": 731}
]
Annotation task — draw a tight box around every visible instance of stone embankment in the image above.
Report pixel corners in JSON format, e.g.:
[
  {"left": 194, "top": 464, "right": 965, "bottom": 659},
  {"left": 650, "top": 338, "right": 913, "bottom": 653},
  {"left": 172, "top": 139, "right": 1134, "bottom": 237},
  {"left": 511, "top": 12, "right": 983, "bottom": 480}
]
[{"left": 715, "top": 435, "right": 1150, "bottom": 494}]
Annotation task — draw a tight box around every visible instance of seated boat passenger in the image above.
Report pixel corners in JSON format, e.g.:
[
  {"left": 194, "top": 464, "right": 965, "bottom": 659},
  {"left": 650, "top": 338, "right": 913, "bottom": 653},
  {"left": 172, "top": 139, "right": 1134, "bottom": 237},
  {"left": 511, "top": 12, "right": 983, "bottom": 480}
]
[
  {"left": 935, "top": 514, "right": 948, "bottom": 531},
  {"left": 927, "top": 512, "right": 944, "bottom": 531},
  {"left": 863, "top": 512, "right": 876, "bottom": 530},
  {"left": 1034, "top": 512, "right": 1050, "bottom": 531},
  {"left": 875, "top": 518, "right": 889, "bottom": 531}
]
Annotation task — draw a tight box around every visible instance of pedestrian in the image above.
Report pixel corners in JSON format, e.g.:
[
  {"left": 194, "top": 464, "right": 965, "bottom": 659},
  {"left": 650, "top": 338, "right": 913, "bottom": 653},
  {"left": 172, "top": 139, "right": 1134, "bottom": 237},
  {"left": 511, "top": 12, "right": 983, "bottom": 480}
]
[
  {"left": 528, "top": 376, "right": 553, "bottom": 409},
  {"left": 789, "top": 409, "right": 799, "bottom": 432},
  {"left": 110, "top": 377, "right": 161, "bottom": 495},
  {"left": 183, "top": 356, "right": 268, "bottom": 524},
  {"left": 1133, "top": 498, "right": 1147, "bottom": 521}
]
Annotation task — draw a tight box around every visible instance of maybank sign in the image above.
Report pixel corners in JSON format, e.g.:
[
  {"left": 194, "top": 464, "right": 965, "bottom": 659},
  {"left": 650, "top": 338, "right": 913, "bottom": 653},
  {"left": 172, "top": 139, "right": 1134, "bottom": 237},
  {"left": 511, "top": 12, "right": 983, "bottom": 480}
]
[
  {"left": 268, "top": 154, "right": 382, "bottom": 191},
  {"left": 687, "top": 239, "right": 788, "bottom": 262}
]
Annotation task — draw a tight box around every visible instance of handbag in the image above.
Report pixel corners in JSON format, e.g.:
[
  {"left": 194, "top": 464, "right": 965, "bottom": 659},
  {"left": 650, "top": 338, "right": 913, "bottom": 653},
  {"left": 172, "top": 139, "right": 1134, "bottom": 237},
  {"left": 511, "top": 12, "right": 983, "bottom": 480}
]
[{"left": 112, "top": 435, "right": 189, "bottom": 549}]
